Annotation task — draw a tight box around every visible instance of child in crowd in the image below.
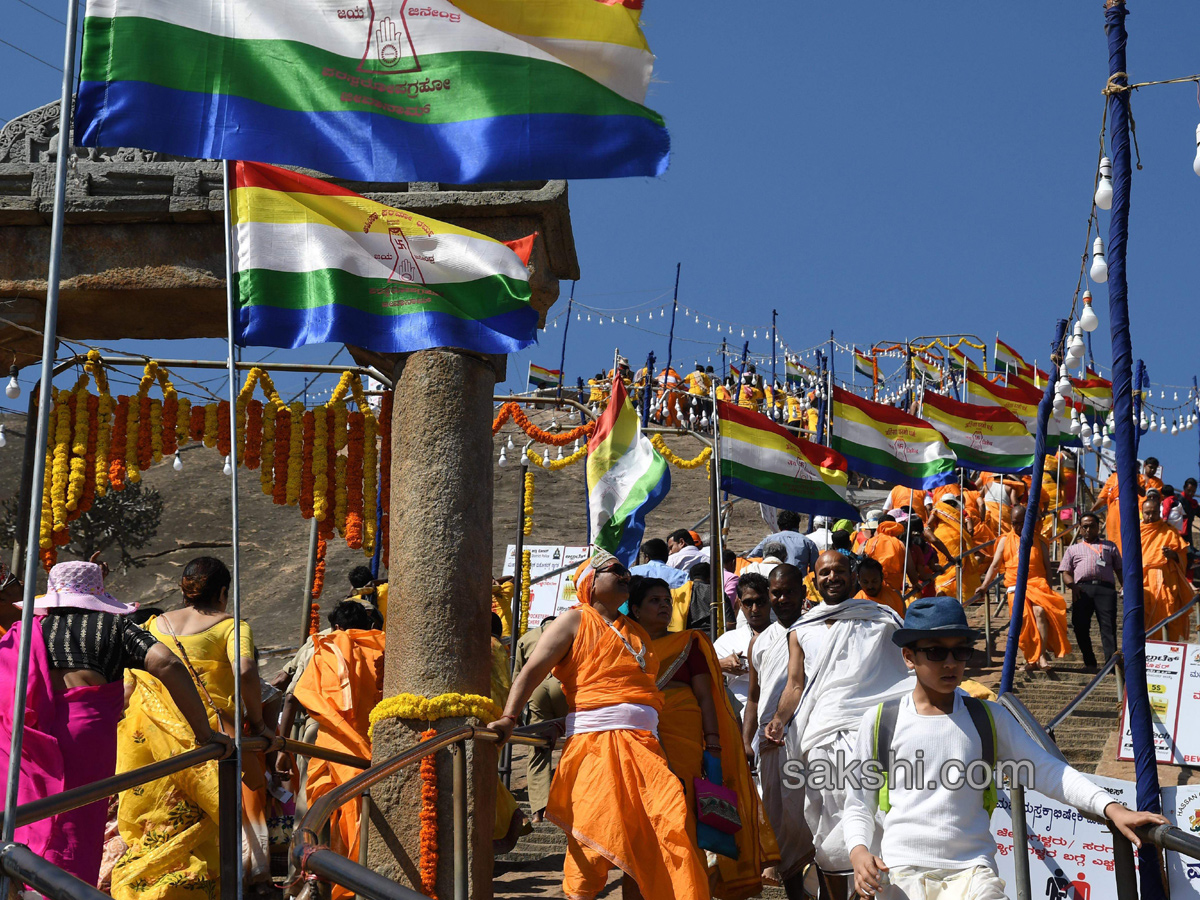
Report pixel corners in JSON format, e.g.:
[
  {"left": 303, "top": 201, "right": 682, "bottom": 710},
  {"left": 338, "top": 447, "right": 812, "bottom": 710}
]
[{"left": 843, "top": 596, "right": 1165, "bottom": 899}]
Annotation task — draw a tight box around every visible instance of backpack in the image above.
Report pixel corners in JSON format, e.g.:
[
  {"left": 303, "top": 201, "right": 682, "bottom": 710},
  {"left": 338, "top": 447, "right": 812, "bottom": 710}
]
[{"left": 871, "top": 695, "right": 998, "bottom": 815}]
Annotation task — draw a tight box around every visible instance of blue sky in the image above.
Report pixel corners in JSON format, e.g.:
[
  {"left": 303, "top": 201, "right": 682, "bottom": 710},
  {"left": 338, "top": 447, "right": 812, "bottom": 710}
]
[{"left": 3, "top": 1, "right": 1200, "bottom": 482}]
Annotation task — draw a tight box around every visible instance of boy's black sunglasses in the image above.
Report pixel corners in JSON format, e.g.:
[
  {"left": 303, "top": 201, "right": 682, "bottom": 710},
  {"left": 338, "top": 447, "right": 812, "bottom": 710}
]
[{"left": 912, "top": 645, "right": 974, "bottom": 662}]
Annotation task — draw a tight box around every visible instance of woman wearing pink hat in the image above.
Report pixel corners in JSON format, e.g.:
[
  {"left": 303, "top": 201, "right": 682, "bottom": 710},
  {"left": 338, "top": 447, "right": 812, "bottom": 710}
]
[{"left": 0, "top": 558, "right": 217, "bottom": 888}]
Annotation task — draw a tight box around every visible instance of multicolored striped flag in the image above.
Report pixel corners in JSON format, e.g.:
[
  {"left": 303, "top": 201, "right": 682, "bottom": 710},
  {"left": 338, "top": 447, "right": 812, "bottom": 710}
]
[
  {"left": 77, "top": 0, "right": 669, "bottom": 183},
  {"left": 1072, "top": 375, "right": 1113, "bottom": 412},
  {"left": 994, "top": 337, "right": 1026, "bottom": 370},
  {"left": 965, "top": 368, "right": 1038, "bottom": 430},
  {"left": 230, "top": 162, "right": 537, "bottom": 352},
  {"left": 729, "top": 362, "right": 742, "bottom": 381},
  {"left": 717, "top": 402, "right": 858, "bottom": 520},
  {"left": 912, "top": 353, "right": 943, "bottom": 382},
  {"left": 786, "top": 358, "right": 813, "bottom": 387},
  {"left": 528, "top": 363, "right": 562, "bottom": 389},
  {"left": 829, "top": 387, "right": 956, "bottom": 489},
  {"left": 946, "top": 345, "right": 978, "bottom": 372},
  {"left": 921, "top": 391, "right": 1034, "bottom": 474},
  {"left": 587, "top": 379, "right": 670, "bottom": 565},
  {"left": 853, "top": 349, "right": 877, "bottom": 381}
]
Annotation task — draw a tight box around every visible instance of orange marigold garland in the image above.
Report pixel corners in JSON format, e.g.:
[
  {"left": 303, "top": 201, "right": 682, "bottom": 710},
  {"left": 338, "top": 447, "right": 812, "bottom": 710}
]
[
  {"left": 216, "top": 400, "right": 232, "bottom": 459},
  {"left": 261, "top": 401, "right": 278, "bottom": 496},
  {"left": 362, "top": 413, "right": 378, "bottom": 555},
  {"left": 109, "top": 397, "right": 130, "bottom": 491},
  {"left": 333, "top": 455, "right": 348, "bottom": 536},
  {"left": 308, "top": 602, "right": 321, "bottom": 638},
  {"left": 379, "top": 391, "right": 393, "bottom": 569},
  {"left": 491, "top": 402, "right": 594, "bottom": 446},
  {"left": 344, "top": 411, "right": 365, "bottom": 549},
  {"left": 244, "top": 399, "right": 264, "bottom": 470},
  {"left": 299, "top": 410, "right": 315, "bottom": 519},
  {"left": 286, "top": 401, "right": 304, "bottom": 506},
  {"left": 311, "top": 533, "right": 328, "bottom": 600},
  {"left": 418, "top": 729, "right": 439, "bottom": 898},
  {"left": 161, "top": 393, "right": 178, "bottom": 458},
  {"left": 273, "top": 405, "right": 291, "bottom": 506},
  {"left": 189, "top": 403, "right": 205, "bottom": 442}
]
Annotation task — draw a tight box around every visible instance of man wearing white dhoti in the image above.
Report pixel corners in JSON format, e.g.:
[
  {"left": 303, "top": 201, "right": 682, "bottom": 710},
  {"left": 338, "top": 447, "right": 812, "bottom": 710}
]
[{"left": 764, "top": 551, "right": 912, "bottom": 900}]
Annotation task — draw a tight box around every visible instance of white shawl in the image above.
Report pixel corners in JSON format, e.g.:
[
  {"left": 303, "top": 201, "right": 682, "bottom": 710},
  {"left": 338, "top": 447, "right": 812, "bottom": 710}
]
[
  {"left": 783, "top": 598, "right": 912, "bottom": 758},
  {"left": 751, "top": 621, "right": 791, "bottom": 756}
]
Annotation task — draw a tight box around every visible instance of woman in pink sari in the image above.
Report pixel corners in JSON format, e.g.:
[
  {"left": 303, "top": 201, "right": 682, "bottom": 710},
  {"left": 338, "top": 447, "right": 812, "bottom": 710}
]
[{"left": 0, "top": 560, "right": 216, "bottom": 887}]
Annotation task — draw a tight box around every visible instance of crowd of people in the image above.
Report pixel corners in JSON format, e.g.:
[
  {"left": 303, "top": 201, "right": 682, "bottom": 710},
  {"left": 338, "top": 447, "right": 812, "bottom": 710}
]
[{"left": 0, "top": 451, "right": 1193, "bottom": 900}]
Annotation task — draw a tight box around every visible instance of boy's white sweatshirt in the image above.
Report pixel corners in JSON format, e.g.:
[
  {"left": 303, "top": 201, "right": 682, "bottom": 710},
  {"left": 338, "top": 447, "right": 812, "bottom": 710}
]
[{"left": 841, "top": 690, "right": 1114, "bottom": 870}]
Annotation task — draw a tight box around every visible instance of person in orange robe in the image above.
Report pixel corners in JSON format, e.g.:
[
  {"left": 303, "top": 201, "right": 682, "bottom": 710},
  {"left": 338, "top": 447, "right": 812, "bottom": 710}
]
[
  {"left": 854, "top": 556, "right": 906, "bottom": 616},
  {"left": 973, "top": 508, "right": 1071, "bottom": 671},
  {"left": 285, "top": 604, "right": 385, "bottom": 900},
  {"left": 655, "top": 367, "right": 683, "bottom": 427},
  {"left": 1091, "top": 458, "right": 1159, "bottom": 553},
  {"left": 1140, "top": 498, "right": 1196, "bottom": 643},
  {"left": 862, "top": 518, "right": 916, "bottom": 594},
  {"left": 488, "top": 551, "right": 708, "bottom": 900},
  {"left": 885, "top": 485, "right": 927, "bottom": 514},
  {"left": 927, "top": 495, "right": 983, "bottom": 600}
]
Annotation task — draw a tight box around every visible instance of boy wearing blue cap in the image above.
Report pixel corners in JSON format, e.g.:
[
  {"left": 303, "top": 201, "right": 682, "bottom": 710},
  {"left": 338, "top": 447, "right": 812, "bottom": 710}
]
[{"left": 843, "top": 596, "right": 1165, "bottom": 899}]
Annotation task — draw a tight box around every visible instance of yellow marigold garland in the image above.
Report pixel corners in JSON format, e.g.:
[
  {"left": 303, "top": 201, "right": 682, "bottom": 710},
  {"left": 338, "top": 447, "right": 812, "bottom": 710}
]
[
  {"left": 332, "top": 401, "right": 348, "bottom": 453},
  {"left": 50, "top": 390, "right": 71, "bottom": 534},
  {"left": 333, "top": 455, "right": 348, "bottom": 535},
  {"left": 176, "top": 396, "right": 192, "bottom": 447},
  {"left": 367, "top": 693, "right": 502, "bottom": 739},
  {"left": 520, "top": 549, "right": 532, "bottom": 633},
  {"left": 286, "top": 401, "right": 304, "bottom": 506},
  {"left": 149, "top": 398, "right": 163, "bottom": 464},
  {"left": 313, "top": 404, "right": 329, "bottom": 521},
  {"left": 66, "top": 387, "right": 89, "bottom": 512},
  {"left": 522, "top": 472, "right": 534, "bottom": 536},
  {"left": 260, "top": 401, "right": 278, "bottom": 496},
  {"left": 94, "top": 390, "right": 113, "bottom": 498},
  {"left": 362, "top": 413, "right": 378, "bottom": 555},
  {"left": 202, "top": 401, "right": 218, "bottom": 449},
  {"left": 526, "top": 444, "right": 587, "bottom": 471},
  {"left": 649, "top": 434, "right": 712, "bottom": 470}
]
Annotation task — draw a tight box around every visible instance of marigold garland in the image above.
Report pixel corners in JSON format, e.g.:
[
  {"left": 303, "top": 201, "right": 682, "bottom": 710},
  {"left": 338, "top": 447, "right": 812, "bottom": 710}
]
[
  {"left": 344, "top": 412, "right": 365, "bottom": 549},
  {"left": 109, "top": 396, "right": 130, "bottom": 491},
  {"left": 333, "top": 455, "right": 348, "bottom": 535},
  {"left": 39, "top": 445, "right": 54, "bottom": 559},
  {"left": 176, "top": 396, "right": 192, "bottom": 447},
  {"left": 526, "top": 444, "right": 587, "bottom": 471},
  {"left": 244, "top": 400, "right": 263, "bottom": 470},
  {"left": 261, "top": 401, "right": 278, "bottom": 496},
  {"left": 149, "top": 399, "right": 163, "bottom": 465},
  {"left": 273, "top": 405, "right": 291, "bottom": 506},
  {"left": 520, "top": 548, "right": 532, "bottom": 633},
  {"left": 332, "top": 401, "right": 349, "bottom": 453},
  {"left": 362, "top": 414, "right": 378, "bottom": 555},
  {"left": 522, "top": 472, "right": 534, "bottom": 536},
  {"left": 202, "top": 402, "right": 218, "bottom": 450},
  {"left": 648, "top": 434, "right": 713, "bottom": 470},
  {"left": 95, "top": 391, "right": 114, "bottom": 498},
  {"left": 66, "top": 390, "right": 88, "bottom": 513},
  {"left": 72, "top": 393, "right": 98, "bottom": 521},
  {"left": 137, "top": 395, "right": 153, "bottom": 470},
  {"left": 379, "top": 392, "right": 393, "bottom": 569},
  {"left": 418, "top": 729, "right": 439, "bottom": 899},
  {"left": 161, "top": 394, "right": 178, "bottom": 459},
  {"left": 285, "top": 401, "right": 304, "bottom": 506},
  {"left": 217, "top": 400, "right": 232, "bottom": 459},
  {"left": 300, "top": 410, "right": 315, "bottom": 519},
  {"left": 311, "top": 533, "right": 328, "bottom": 599},
  {"left": 367, "top": 693, "right": 502, "bottom": 739},
  {"left": 491, "top": 402, "right": 594, "bottom": 446},
  {"left": 313, "top": 405, "right": 329, "bottom": 521},
  {"left": 189, "top": 404, "right": 205, "bottom": 443},
  {"left": 235, "top": 397, "right": 248, "bottom": 461},
  {"left": 308, "top": 602, "right": 322, "bottom": 638},
  {"left": 50, "top": 390, "right": 71, "bottom": 534}
]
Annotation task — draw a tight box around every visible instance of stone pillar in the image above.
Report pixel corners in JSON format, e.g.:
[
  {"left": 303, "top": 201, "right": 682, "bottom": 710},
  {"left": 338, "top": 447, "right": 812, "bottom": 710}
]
[{"left": 367, "top": 348, "right": 499, "bottom": 899}]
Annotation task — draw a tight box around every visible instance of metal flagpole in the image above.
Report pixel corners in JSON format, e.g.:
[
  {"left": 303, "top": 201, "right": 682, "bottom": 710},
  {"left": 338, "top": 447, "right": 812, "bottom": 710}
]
[
  {"left": 221, "top": 159, "right": 247, "bottom": 900},
  {"left": 771, "top": 309, "right": 778, "bottom": 392},
  {"left": 556, "top": 281, "right": 574, "bottom": 403},
  {"left": 709, "top": 382, "right": 725, "bottom": 641},
  {"left": 665, "top": 263, "right": 680, "bottom": 375},
  {"left": 0, "top": 0, "right": 82, "bottom": 890},
  {"left": 1103, "top": 5, "right": 1165, "bottom": 893},
  {"left": 721, "top": 338, "right": 728, "bottom": 382},
  {"left": 956, "top": 467, "right": 965, "bottom": 605}
]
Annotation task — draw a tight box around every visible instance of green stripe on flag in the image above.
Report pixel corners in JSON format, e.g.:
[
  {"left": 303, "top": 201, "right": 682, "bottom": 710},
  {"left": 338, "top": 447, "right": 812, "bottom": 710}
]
[
  {"left": 719, "top": 459, "right": 843, "bottom": 503},
  {"left": 830, "top": 436, "right": 953, "bottom": 479}
]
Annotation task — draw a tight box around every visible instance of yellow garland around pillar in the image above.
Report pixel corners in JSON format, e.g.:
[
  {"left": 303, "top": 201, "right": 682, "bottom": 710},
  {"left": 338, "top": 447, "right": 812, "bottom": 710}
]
[
  {"left": 522, "top": 471, "right": 534, "bottom": 536},
  {"left": 520, "top": 548, "right": 532, "bottom": 633},
  {"left": 367, "top": 693, "right": 502, "bottom": 739},
  {"left": 649, "top": 434, "right": 712, "bottom": 470}
]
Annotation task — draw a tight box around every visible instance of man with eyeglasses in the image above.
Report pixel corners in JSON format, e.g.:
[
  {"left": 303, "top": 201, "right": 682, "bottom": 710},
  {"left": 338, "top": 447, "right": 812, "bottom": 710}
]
[
  {"left": 1058, "top": 512, "right": 1121, "bottom": 670},
  {"left": 844, "top": 596, "right": 1165, "bottom": 899}
]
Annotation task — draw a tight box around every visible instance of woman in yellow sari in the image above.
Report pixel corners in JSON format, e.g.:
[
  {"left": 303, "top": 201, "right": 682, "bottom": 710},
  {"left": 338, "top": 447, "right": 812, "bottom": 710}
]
[
  {"left": 114, "top": 558, "right": 275, "bottom": 900},
  {"left": 626, "top": 576, "right": 770, "bottom": 900}
]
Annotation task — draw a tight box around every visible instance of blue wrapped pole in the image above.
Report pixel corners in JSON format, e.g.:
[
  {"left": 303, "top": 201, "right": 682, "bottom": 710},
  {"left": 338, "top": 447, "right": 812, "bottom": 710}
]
[
  {"left": 1104, "top": 4, "right": 1166, "bottom": 896},
  {"left": 815, "top": 351, "right": 828, "bottom": 445},
  {"left": 1134, "top": 359, "right": 1148, "bottom": 454},
  {"left": 998, "top": 319, "right": 1065, "bottom": 695},
  {"left": 640, "top": 351, "right": 656, "bottom": 428}
]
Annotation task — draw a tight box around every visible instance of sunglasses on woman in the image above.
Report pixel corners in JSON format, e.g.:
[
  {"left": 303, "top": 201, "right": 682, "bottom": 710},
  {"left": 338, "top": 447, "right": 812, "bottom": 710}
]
[
  {"left": 597, "top": 562, "right": 631, "bottom": 578},
  {"left": 912, "top": 645, "right": 974, "bottom": 662}
]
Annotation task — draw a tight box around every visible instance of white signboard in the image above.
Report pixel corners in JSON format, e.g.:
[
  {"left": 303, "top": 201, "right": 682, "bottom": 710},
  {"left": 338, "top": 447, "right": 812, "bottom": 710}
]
[
  {"left": 990, "top": 775, "right": 1136, "bottom": 900},
  {"left": 1163, "top": 784, "right": 1200, "bottom": 897},
  {"left": 1171, "top": 644, "right": 1200, "bottom": 767},
  {"left": 1118, "top": 640, "right": 1189, "bottom": 764},
  {"left": 502, "top": 544, "right": 590, "bottom": 629}
]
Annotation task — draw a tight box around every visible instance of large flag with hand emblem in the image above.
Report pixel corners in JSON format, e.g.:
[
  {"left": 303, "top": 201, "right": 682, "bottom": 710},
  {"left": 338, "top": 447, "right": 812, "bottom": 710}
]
[
  {"left": 830, "top": 387, "right": 956, "bottom": 489},
  {"left": 76, "top": 0, "right": 670, "bottom": 182}
]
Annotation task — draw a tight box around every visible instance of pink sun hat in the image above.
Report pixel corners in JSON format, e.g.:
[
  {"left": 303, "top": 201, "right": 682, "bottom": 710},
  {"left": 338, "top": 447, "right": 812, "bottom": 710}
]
[{"left": 21, "top": 561, "right": 136, "bottom": 614}]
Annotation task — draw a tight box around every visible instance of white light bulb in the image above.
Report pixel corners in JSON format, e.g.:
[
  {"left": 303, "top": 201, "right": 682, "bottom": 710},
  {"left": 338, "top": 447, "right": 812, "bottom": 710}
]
[
  {"left": 1172, "top": 422, "right": 1179, "bottom": 435},
  {"left": 1095, "top": 156, "right": 1113, "bottom": 210},
  {"left": 222, "top": 456, "right": 232, "bottom": 476},
  {"left": 172, "top": 452, "right": 182, "bottom": 472},
  {"left": 4, "top": 368, "right": 19, "bottom": 400},
  {"left": 1092, "top": 432, "right": 1103, "bottom": 448},
  {"left": 1080, "top": 420, "right": 1093, "bottom": 441},
  {"left": 1079, "top": 292, "right": 1099, "bottom": 332},
  {"left": 1069, "top": 409, "right": 1080, "bottom": 434},
  {"left": 1194, "top": 123, "right": 1200, "bottom": 177},
  {"left": 1069, "top": 333, "right": 1085, "bottom": 361},
  {"left": 550, "top": 418, "right": 558, "bottom": 429},
  {"left": 1160, "top": 421, "right": 1168, "bottom": 434},
  {"left": 1053, "top": 394, "right": 1067, "bottom": 416},
  {"left": 506, "top": 435, "right": 514, "bottom": 450},
  {"left": 0, "top": 425, "right": 6, "bottom": 449},
  {"left": 1103, "top": 434, "right": 1113, "bottom": 449},
  {"left": 498, "top": 449, "right": 507, "bottom": 467},
  {"left": 557, "top": 445, "right": 564, "bottom": 460},
  {"left": 1140, "top": 416, "right": 1149, "bottom": 430},
  {"left": 1090, "top": 237, "right": 1108, "bottom": 283},
  {"left": 573, "top": 439, "right": 579, "bottom": 453}
]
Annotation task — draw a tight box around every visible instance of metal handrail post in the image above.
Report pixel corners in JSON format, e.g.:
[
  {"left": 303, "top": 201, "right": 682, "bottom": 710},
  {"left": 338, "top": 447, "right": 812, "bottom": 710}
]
[
  {"left": 217, "top": 754, "right": 240, "bottom": 900},
  {"left": 0, "top": 842, "right": 113, "bottom": 900},
  {"left": 452, "top": 740, "right": 468, "bottom": 900},
  {"left": 359, "top": 791, "right": 372, "bottom": 867},
  {"left": 1112, "top": 830, "right": 1139, "bottom": 899},
  {"left": 1010, "top": 783, "right": 1032, "bottom": 900}
]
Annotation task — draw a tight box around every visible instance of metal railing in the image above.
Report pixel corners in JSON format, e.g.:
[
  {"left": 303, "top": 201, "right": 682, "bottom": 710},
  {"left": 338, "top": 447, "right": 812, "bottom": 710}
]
[{"left": 293, "top": 722, "right": 555, "bottom": 900}]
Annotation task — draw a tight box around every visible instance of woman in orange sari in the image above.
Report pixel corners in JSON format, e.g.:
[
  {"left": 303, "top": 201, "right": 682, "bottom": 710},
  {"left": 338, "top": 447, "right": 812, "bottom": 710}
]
[
  {"left": 626, "top": 577, "right": 770, "bottom": 900},
  {"left": 487, "top": 550, "right": 707, "bottom": 900},
  {"left": 972, "top": 507, "right": 1071, "bottom": 671}
]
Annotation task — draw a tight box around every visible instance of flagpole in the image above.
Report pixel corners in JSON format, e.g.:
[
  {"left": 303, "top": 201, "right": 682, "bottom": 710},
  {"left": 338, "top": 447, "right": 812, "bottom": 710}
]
[
  {"left": 556, "top": 281, "right": 574, "bottom": 403},
  {"left": 771, "top": 309, "right": 778, "bottom": 393},
  {"left": 665, "top": 263, "right": 680, "bottom": 375},
  {"left": 0, "top": 0, "right": 82, "bottom": 890},
  {"left": 956, "top": 467, "right": 965, "bottom": 606},
  {"left": 709, "top": 382, "right": 724, "bottom": 641},
  {"left": 221, "top": 159, "right": 247, "bottom": 900}
]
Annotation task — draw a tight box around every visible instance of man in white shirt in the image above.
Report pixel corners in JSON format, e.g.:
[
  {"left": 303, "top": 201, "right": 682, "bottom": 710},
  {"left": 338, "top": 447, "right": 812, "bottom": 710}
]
[
  {"left": 845, "top": 596, "right": 1166, "bottom": 898},
  {"left": 808, "top": 516, "right": 834, "bottom": 552},
  {"left": 666, "top": 528, "right": 706, "bottom": 572},
  {"left": 712, "top": 572, "right": 774, "bottom": 715}
]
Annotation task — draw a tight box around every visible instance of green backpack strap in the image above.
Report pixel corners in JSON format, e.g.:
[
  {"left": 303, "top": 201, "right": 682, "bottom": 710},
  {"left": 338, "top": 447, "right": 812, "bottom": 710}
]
[
  {"left": 872, "top": 697, "right": 902, "bottom": 813},
  {"left": 963, "top": 696, "right": 998, "bottom": 816}
]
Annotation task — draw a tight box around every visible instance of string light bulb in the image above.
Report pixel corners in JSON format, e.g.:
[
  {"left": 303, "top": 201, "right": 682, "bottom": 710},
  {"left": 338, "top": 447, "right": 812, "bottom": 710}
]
[
  {"left": 1160, "top": 420, "right": 1168, "bottom": 434},
  {"left": 506, "top": 435, "right": 514, "bottom": 450},
  {"left": 173, "top": 451, "right": 182, "bottom": 472},
  {"left": 1171, "top": 420, "right": 1179, "bottom": 436},
  {"left": 1090, "top": 237, "right": 1108, "bottom": 283},
  {"left": 222, "top": 456, "right": 233, "bottom": 476},
  {"left": 1069, "top": 408, "right": 1081, "bottom": 435},
  {"left": 498, "top": 448, "right": 507, "bottom": 467},
  {"left": 0, "top": 425, "right": 6, "bottom": 448},
  {"left": 4, "top": 367, "right": 19, "bottom": 400},
  {"left": 1095, "top": 156, "right": 1113, "bottom": 210}
]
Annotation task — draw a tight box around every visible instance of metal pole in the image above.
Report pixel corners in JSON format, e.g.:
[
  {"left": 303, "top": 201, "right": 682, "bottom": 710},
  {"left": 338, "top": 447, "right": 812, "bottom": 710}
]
[
  {"left": 721, "top": 339, "right": 727, "bottom": 382},
  {"left": 358, "top": 791, "right": 372, "bottom": 867},
  {"left": 665, "top": 263, "right": 681, "bottom": 375},
  {"left": 709, "top": 384, "right": 724, "bottom": 639},
  {"left": 301, "top": 516, "right": 320, "bottom": 645},
  {"left": 771, "top": 309, "right": 778, "bottom": 391},
  {"left": 555, "top": 282, "right": 574, "bottom": 404},
  {"left": 1104, "top": 6, "right": 1165, "bottom": 895},
  {"left": 218, "top": 752, "right": 241, "bottom": 900},
  {"left": 956, "top": 468, "right": 965, "bottom": 606},
  {"left": 502, "top": 447, "right": 530, "bottom": 787},
  {"left": 222, "top": 158, "right": 246, "bottom": 900},
  {"left": 452, "top": 741, "right": 468, "bottom": 900},
  {"left": 1010, "top": 783, "right": 1032, "bottom": 900},
  {"left": 0, "top": 3, "right": 81, "bottom": 895},
  {"left": 11, "top": 386, "right": 39, "bottom": 574},
  {"left": 640, "top": 351, "right": 656, "bottom": 428}
]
